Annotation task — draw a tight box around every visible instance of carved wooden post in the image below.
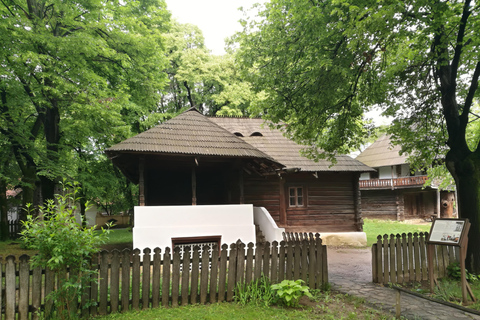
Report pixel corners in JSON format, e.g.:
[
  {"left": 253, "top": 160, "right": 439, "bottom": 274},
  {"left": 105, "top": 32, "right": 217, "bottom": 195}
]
[
  {"left": 192, "top": 167, "right": 197, "bottom": 205},
  {"left": 279, "top": 177, "right": 286, "bottom": 226},
  {"left": 239, "top": 169, "right": 244, "bottom": 204}
]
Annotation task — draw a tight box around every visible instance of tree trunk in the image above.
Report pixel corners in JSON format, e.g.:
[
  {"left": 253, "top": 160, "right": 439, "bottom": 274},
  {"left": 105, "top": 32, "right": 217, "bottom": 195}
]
[
  {"left": 20, "top": 166, "right": 37, "bottom": 222},
  {"left": 447, "top": 151, "right": 480, "bottom": 273},
  {"left": 0, "top": 178, "right": 8, "bottom": 241}
]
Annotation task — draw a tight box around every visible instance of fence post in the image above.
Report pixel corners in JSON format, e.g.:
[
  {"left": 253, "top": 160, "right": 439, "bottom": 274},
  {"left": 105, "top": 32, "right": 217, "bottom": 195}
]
[
  {"left": 226, "top": 243, "right": 237, "bottom": 302},
  {"left": 171, "top": 246, "right": 181, "bottom": 307},
  {"left": 162, "top": 247, "right": 171, "bottom": 307},
  {"left": 121, "top": 249, "right": 131, "bottom": 311},
  {"left": 152, "top": 248, "right": 162, "bottom": 309},
  {"left": 18, "top": 255, "right": 29, "bottom": 320},
  {"left": 372, "top": 243, "right": 377, "bottom": 283},
  {"left": 200, "top": 244, "right": 210, "bottom": 304},
  {"left": 262, "top": 242, "right": 270, "bottom": 279},
  {"left": 132, "top": 248, "right": 141, "bottom": 310},
  {"left": 401, "top": 233, "right": 408, "bottom": 282},
  {"left": 209, "top": 244, "right": 220, "bottom": 303},
  {"left": 110, "top": 249, "right": 121, "bottom": 314},
  {"left": 271, "top": 241, "right": 279, "bottom": 284},
  {"left": 396, "top": 234, "right": 403, "bottom": 284},
  {"left": 99, "top": 250, "right": 109, "bottom": 315},
  {"left": 308, "top": 235, "right": 316, "bottom": 288},
  {"left": 5, "top": 256, "right": 16, "bottom": 320},
  {"left": 142, "top": 248, "right": 151, "bottom": 309},
  {"left": 190, "top": 245, "right": 200, "bottom": 305},
  {"left": 382, "top": 234, "right": 389, "bottom": 285},
  {"left": 181, "top": 246, "right": 190, "bottom": 306}
]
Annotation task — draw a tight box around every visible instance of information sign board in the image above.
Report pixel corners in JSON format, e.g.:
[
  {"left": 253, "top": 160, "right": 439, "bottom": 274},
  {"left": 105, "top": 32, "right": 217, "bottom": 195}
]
[{"left": 427, "top": 218, "right": 467, "bottom": 246}]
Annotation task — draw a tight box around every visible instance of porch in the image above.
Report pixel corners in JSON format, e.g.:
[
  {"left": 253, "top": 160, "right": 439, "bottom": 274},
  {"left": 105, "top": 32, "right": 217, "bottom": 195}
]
[{"left": 359, "top": 176, "right": 428, "bottom": 190}]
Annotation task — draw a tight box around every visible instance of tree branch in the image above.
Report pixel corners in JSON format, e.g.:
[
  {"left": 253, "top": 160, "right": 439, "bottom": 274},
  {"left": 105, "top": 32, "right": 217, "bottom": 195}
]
[
  {"left": 462, "top": 60, "right": 480, "bottom": 124},
  {"left": 451, "top": 0, "right": 472, "bottom": 83},
  {"left": 0, "top": 0, "right": 16, "bottom": 17}
]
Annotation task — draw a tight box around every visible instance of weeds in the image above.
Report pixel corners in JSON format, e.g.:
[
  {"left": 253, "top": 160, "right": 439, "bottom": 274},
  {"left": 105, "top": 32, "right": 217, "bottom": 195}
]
[{"left": 234, "top": 276, "right": 275, "bottom": 307}]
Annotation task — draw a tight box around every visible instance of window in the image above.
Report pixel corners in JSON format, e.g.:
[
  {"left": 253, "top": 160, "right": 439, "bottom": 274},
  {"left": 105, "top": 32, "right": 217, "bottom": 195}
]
[{"left": 289, "top": 187, "right": 304, "bottom": 207}]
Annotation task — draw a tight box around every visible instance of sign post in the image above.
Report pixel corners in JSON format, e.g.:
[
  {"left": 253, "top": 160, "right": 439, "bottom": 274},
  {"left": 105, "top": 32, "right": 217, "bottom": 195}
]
[{"left": 426, "top": 218, "right": 475, "bottom": 304}]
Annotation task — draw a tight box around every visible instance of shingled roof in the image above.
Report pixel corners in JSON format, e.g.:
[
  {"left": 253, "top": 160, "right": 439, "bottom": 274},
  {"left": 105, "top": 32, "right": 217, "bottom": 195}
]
[
  {"left": 355, "top": 134, "right": 408, "bottom": 167},
  {"left": 106, "top": 108, "right": 275, "bottom": 161},
  {"left": 210, "top": 117, "right": 373, "bottom": 172}
]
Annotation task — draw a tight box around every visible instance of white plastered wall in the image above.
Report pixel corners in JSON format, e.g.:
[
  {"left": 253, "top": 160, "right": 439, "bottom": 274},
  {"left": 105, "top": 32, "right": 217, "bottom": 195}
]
[{"left": 133, "top": 204, "right": 256, "bottom": 251}]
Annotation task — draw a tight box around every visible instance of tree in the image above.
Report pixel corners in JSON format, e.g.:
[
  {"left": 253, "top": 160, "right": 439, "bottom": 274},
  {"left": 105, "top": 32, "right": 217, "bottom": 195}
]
[
  {"left": 236, "top": 0, "right": 480, "bottom": 271},
  {"left": 162, "top": 21, "right": 263, "bottom": 116},
  {"left": 0, "top": 0, "right": 170, "bottom": 208}
]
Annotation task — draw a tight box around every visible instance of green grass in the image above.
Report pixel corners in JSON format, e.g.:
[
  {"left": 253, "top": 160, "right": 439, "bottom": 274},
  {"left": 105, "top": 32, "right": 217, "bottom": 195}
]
[
  {"left": 363, "top": 218, "right": 431, "bottom": 246},
  {"left": 432, "top": 278, "right": 480, "bottom": 310},
  {"left": 99, "top": 228, "right": 133, "bottom": 245},
  {"left": 97, "top": 294, "right": 396, "bottom": 319},
  {"left": 0, "top": 228, "right": 132, "bottom": 258}
]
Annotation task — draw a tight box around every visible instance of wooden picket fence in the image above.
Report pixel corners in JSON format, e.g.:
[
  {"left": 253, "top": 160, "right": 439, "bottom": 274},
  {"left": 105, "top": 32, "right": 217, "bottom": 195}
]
[
  {"left": 372, "top": 232, "right": 460, "bottom": 284},
  {"left": 0, "top": 237, "right": 328, "bottom": 319}
]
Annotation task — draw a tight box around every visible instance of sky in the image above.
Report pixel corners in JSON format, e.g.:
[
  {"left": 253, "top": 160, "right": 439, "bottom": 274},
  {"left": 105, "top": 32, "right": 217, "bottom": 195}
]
[{"left": 164, "top": 0, "right": 260, "bottom": 55}]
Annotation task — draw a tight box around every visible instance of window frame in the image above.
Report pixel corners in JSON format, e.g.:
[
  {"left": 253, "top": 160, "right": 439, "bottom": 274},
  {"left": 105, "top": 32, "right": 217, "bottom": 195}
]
[{"left": 288, "top": 186, "right": 305, "bottom": 208}]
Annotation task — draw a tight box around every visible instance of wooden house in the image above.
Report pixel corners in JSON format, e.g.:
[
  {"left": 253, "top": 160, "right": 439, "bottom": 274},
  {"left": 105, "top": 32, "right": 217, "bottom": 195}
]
[
  {"left": 356, "top": 134, "right": 456, "bottom": 220},
  {"left": 106, "top": 108, "right": 373, "bottom": 246}
]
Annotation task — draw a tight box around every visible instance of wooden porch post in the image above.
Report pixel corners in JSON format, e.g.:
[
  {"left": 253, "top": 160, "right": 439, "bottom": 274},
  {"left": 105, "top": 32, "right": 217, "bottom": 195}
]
[
  {"left": 139, "top": 157, "right": 145, "bottom": 206},
  {"left": 192, "top": 167, "right": 197, "bottom": 205},
  {"left": 239, "top": 169, "right": 244, "bottom": 204}
]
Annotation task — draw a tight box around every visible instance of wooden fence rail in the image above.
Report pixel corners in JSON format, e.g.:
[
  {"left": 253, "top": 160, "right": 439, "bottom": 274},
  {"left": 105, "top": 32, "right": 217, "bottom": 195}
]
[
  {"left": 1, "top": 237, "right": 328, "bottom": 320},
  {"left": 372, "top": 232, "right": 459, "bottom": 284}
]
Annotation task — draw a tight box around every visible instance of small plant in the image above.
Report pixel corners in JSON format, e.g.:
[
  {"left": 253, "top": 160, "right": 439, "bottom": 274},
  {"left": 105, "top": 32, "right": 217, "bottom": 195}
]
[
  {"left": 447, "top": 261, "right": 479, "bottom": 282},
  {"left": 21, "top": 180, "right": 110, "bottom": 319},
  {"left": 434, "top": 279, "right": 461, "bottom": 303},
  {"left": 234, "top": 276, "right": 275, "bottom": 306},
  {"left": 271, "top": 279, "right": 313, "bottom": 307}
]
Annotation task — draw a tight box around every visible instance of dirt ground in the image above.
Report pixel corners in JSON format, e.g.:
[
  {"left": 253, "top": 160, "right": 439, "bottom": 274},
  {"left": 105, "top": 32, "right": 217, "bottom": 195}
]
[{"left": 328, "top": 247, "right": 372, "bottom": 282}]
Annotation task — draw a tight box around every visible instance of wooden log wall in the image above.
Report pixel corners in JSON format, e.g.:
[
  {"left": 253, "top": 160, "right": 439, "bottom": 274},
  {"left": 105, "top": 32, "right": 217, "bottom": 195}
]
[
  {"left": 371, "top": 232, "right": 460, "bottom": 285},
  {"left": 285, "top": 173, "right": 357, "bottom": 232},
  {"left": 245, "top": 172, "right": 360, "bottom": 232},
  {"left": 361, "top": 189, "right": 398, "bottom": 219},
  {"left": 0, "top": 238, "right": 328, "bottom": 320},
  {"left": 244, "top": 176, "right": 281, "bottom": 222}
]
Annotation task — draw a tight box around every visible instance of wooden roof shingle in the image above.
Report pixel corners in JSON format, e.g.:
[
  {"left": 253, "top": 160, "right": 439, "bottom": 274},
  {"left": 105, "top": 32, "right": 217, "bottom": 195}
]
[
  {"left": 106, "top": 108, "right": 275, "bottom": 161},
  {"left": 355, "top": 134, "right": 408, "bottom": 167},
  {"left": 210, "top": 117, "right": 373, "bottom": 172}
]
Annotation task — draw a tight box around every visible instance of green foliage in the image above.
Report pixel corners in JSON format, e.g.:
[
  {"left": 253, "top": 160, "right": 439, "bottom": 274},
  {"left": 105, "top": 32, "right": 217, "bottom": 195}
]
[
  {"left": 447, "top": 262, "right": 479, "bottom": 282},
  {"left": 271, "top": 279, "right": 313, "bottom": 307},
  {"left": 0, "top": 0, "right": 170, "bottom": 206},
  {"left": 234, "top": 276, "right": 275, "bottom": 307},
  {"left": 161, "top": 21, "right": 263, "bottom": 116},
  {"left": 236, "top": 0, "right": 480, "bottom": 273},
  {"left": 20, "top": 181, "right": 110, "bottom": 319}
]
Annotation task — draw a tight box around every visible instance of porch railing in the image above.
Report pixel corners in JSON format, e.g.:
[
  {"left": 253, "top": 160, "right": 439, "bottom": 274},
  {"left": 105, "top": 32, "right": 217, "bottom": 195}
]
[{"left": 359, "top": 176, "right": 428, "bottom": 189}]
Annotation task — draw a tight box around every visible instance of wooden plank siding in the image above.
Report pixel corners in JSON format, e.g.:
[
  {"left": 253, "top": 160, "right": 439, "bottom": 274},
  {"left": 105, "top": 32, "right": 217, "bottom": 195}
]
[
  {"left": 244, "top": 175, "right": 281, "bottom": 222},
  {"left": 362, "top": 189, "right": 438, "bottom": 220},
  {"left": 361, "top": 189, "right": 398, "bottom": 219},
  {"left": 245, "top": 172, "right": 360, "bottom": 232}
]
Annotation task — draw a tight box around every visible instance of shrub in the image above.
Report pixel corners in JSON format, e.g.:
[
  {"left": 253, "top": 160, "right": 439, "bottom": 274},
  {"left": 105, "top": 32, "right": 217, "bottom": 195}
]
[
  {"left": 447, "top": 261, "right": 479, "bottom": 282},
  {"left": 21, "top": 181, "right": 110, "bottom": 319},
  {"left": 271, "top": 279, "right": 313, "bottom": 307}
]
